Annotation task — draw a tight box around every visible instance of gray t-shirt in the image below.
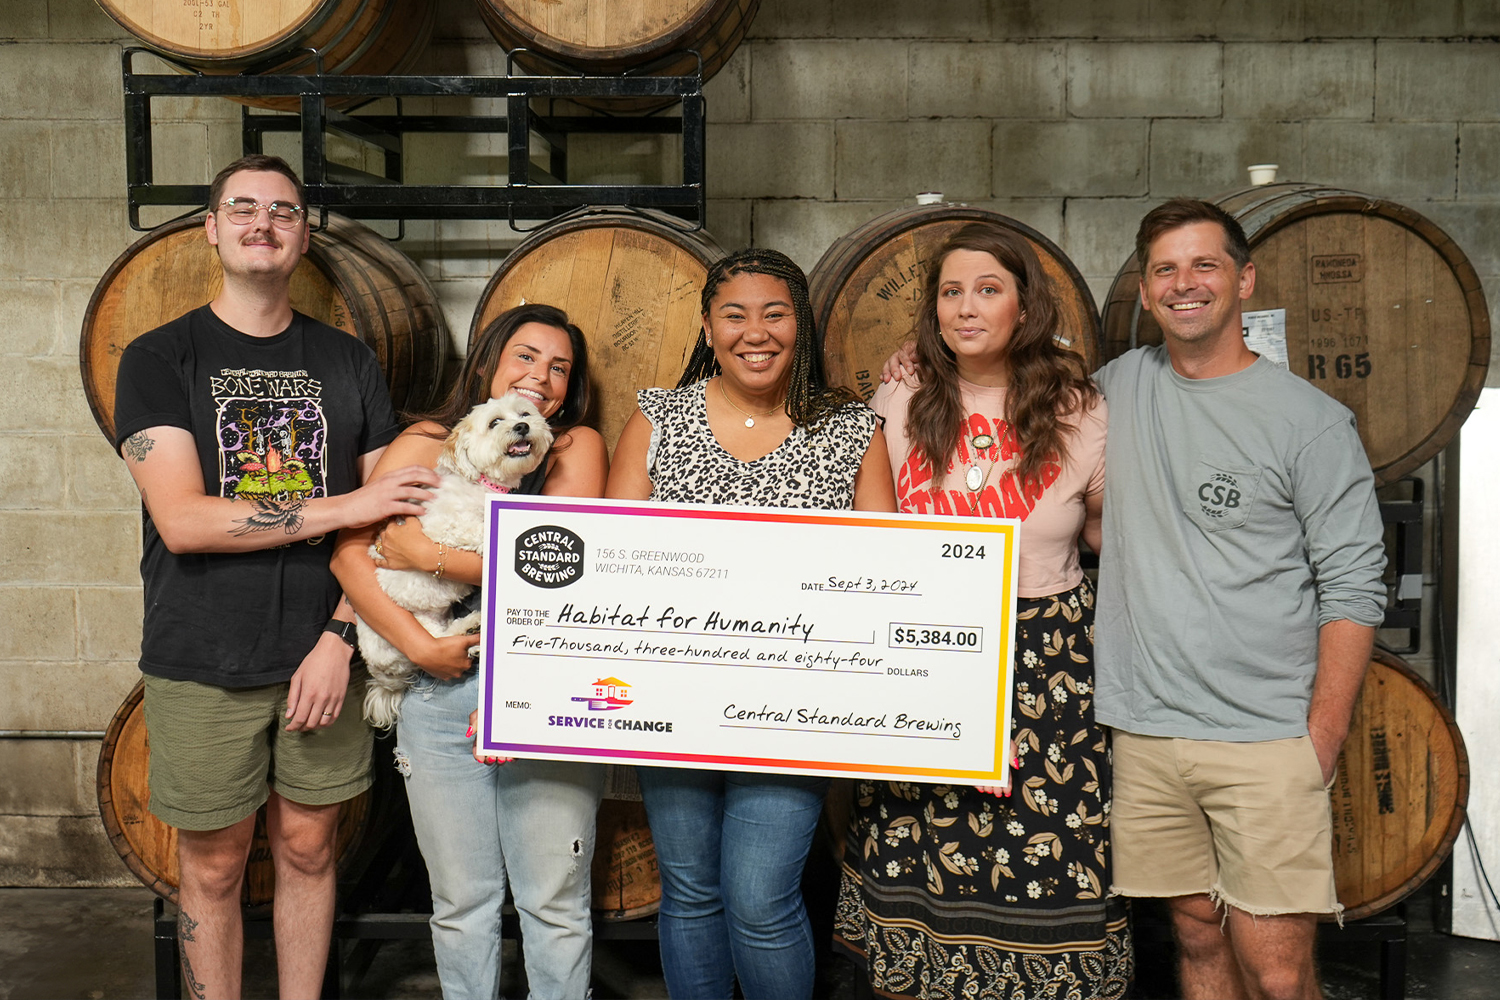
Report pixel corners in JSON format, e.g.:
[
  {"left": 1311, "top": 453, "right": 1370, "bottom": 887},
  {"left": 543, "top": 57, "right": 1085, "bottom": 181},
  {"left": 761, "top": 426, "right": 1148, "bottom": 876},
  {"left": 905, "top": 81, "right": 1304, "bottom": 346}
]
[{"left": 1093, "top": 346, "right": 1386, "bottom": 742}]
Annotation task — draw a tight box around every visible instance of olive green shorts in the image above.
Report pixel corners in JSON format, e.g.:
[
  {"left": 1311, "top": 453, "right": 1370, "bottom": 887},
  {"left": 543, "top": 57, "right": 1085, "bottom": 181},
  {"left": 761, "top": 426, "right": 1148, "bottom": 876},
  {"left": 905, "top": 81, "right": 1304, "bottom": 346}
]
[{"left": 142, "top": 673, "right": 373, "bottom": 832}]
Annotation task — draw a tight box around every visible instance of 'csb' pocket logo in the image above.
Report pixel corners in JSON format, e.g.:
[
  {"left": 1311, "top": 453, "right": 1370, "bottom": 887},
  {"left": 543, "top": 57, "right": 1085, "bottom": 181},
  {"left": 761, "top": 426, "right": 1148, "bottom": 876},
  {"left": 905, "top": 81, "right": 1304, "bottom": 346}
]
[{"left": 1197, "top": 472, "right": 1243, "bottom": 519}]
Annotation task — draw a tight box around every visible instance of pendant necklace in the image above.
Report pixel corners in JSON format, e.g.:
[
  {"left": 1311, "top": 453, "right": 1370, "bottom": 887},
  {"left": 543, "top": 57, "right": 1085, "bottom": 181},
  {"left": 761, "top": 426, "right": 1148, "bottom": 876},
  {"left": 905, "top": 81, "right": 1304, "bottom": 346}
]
[
  {"left": 719, "top": 377, "right": 784, "bottom": 428},
  {"left": 965, "top": 433, "right": 998, "bottom": 493},
  {"left": 959, "top": 374, "right": 1007, "bottom": 492}
]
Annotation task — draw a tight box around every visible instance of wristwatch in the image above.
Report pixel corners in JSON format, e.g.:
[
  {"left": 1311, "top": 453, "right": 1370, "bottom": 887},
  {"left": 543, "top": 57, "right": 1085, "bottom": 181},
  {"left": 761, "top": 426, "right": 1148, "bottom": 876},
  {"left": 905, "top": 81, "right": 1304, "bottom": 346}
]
[{"left": 323, "top": 619, "right": 358, "bottom": 648}]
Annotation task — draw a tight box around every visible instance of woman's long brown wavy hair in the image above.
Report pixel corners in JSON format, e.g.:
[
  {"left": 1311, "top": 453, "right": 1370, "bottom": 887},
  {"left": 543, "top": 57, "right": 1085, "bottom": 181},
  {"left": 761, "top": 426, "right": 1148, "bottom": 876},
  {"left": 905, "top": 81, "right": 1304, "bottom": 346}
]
[{"left": 908, "top": 223, "right": 1098, "bottom": 488}]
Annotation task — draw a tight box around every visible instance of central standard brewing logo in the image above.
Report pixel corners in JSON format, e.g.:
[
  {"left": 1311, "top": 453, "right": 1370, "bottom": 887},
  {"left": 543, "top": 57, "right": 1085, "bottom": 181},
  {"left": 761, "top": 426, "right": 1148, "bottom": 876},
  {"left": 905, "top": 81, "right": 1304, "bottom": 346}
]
[{"left": 514, "top": 524, "right": 585, "bottom": 588}]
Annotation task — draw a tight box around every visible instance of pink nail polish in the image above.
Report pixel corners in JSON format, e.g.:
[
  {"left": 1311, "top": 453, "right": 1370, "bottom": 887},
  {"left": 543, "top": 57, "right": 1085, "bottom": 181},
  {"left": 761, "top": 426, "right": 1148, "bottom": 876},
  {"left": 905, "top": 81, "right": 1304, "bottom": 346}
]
[
  {"left": 465, "top": 725, "right": 475, "bottom": 738},
  {"left": 1012, "top": 756, "right": 1020, "bottom": 768}
]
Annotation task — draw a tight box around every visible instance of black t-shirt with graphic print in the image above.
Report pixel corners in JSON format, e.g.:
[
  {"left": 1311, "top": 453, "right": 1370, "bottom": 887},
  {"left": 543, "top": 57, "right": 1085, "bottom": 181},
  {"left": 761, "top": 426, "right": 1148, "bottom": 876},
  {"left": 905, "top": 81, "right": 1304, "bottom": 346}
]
[{"left": 114, "top": 305, "right": 401, "bottom": 688}]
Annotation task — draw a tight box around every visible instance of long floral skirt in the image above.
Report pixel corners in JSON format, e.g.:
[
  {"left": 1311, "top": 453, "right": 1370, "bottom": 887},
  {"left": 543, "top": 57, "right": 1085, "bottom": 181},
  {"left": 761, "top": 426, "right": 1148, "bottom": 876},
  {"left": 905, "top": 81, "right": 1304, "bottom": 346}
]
[{"left": 833, "top": 580, "right": 1132, "bottom": 999}]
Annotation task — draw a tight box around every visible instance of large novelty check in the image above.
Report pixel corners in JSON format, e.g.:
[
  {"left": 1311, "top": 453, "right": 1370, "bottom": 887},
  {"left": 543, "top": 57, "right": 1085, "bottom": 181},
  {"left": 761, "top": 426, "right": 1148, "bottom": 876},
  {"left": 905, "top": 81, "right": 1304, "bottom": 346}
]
[{"left": 476, "top": 497, "right": 1018, "bottom": 786}]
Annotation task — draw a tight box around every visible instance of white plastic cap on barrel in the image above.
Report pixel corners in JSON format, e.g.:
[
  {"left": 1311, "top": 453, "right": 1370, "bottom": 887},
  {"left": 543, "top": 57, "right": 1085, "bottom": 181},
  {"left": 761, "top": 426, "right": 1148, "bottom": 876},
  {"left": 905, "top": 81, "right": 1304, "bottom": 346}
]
[
  {"left": 915, "top": 191, "right": 944, "bottom": 205},
  {"left": 1247, "top": 164, "right": 1280, "bottom": 185}
]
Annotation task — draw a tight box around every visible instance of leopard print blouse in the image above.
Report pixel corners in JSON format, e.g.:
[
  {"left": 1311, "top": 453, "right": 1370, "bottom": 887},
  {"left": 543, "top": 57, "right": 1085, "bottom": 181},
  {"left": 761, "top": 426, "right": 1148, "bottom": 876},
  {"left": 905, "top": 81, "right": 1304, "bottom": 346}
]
[{"left": 640, "top": 380, "right": 877, "bottom": 510}]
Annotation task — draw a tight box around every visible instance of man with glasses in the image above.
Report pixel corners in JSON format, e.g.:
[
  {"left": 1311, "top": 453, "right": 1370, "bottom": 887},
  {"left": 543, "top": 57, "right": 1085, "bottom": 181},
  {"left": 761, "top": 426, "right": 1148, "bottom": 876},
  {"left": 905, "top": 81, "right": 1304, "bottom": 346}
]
[{"left": 113, "top": 155, "right": 441, "bottom": 997}]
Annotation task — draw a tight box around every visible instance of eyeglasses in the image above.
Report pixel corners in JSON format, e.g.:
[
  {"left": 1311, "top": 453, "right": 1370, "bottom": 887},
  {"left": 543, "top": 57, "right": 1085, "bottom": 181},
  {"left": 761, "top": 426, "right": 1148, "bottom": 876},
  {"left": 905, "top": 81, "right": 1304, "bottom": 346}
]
[{"left": 217, "top": 198, "right": 306, "bottom": 230}]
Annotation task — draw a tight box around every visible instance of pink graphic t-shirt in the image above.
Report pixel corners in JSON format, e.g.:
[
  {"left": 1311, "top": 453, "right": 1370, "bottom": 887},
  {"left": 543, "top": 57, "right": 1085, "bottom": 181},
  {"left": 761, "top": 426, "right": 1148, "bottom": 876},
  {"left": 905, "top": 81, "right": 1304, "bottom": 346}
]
[{"left": 872, "top": 375, "right": 1107, "bottom": 598}]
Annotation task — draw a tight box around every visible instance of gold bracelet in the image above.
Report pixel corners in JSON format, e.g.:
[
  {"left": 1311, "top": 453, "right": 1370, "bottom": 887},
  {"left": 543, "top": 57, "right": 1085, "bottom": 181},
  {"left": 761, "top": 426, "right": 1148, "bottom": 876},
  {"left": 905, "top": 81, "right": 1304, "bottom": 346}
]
[{"left": 433, "top": 541, "right": 446, "bottom": 580}]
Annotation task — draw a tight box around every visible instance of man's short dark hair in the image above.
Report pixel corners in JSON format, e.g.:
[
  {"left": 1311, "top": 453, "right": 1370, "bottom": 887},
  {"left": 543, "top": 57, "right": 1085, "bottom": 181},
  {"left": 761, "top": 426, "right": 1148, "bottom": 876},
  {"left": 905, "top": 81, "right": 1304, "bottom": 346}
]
[
  {"left": 1135, "top": 198, "right": 1252, "bottom": 271},
  {"left": 208, "top": 154, "right": 307, "bottom": 212}
]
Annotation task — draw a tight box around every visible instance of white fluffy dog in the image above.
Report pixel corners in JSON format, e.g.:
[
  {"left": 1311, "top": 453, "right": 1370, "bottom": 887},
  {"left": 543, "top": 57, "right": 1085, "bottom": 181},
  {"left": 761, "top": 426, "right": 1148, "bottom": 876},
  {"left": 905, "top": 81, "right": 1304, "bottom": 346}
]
[{"left": 359, "top": 392, "right": 554, "bottom": 728}]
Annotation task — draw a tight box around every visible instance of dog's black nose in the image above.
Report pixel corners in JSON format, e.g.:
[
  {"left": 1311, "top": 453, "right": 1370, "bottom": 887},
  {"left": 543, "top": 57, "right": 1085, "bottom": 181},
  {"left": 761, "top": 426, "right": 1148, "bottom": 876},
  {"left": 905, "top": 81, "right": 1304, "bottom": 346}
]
[{"left": 514, "top": 422, "right": 529, "bottom": 437}]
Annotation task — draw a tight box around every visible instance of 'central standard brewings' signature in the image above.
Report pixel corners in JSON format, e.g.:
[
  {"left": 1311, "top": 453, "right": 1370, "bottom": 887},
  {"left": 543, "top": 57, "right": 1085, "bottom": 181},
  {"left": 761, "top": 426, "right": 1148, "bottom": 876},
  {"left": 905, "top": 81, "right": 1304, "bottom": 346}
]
[
  {"left": 555, "top": 603, "right": 817, "bottom": 641},
  {"left": 723, "top": 704, "right": 961, "bottom": 739}
]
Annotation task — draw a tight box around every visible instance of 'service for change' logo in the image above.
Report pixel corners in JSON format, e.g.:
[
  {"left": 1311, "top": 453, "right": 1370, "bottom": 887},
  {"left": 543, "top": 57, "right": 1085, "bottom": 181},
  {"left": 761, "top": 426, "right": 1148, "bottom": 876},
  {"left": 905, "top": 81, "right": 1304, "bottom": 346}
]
[
  {"left": 515, "top": 524, "right": 585, "bottom": 588},
  {"left": 550, "top": 675, "right": 675, "bottom": 734},
  {"left": 572, "top": 676, "right": 634, "bottom": 711}
]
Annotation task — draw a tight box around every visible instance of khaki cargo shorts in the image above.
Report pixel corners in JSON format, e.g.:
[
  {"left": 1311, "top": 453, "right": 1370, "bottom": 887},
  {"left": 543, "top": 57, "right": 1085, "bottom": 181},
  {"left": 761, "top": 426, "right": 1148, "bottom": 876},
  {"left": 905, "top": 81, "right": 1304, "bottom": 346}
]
[
  {"left": 142, "top": 673, "right": 373, "bottom": 832},
  {"left": 1109, "top": 730, "right": 1340, "bottom": 917}
]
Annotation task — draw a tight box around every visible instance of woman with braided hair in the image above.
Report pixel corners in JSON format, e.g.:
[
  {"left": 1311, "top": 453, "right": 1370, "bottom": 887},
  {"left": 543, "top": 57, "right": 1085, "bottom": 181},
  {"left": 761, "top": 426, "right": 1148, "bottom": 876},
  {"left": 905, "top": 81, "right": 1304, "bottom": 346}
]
[
  {"left": 833, "top": 222, "right": 1131, "bottom": 998},
  {"left": 607, "top": 247, "right": 897, "bottom": 998}
]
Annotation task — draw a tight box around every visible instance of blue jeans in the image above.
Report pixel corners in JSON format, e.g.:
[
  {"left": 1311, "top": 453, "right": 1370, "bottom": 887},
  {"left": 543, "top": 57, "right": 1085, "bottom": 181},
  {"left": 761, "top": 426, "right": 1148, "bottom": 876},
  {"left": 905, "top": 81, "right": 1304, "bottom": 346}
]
[
  {"left": 397, "top": 669, "right": 603, "bottom": 999},
  {"left": 635, "top": 767, "right": 828, "bottom": 1000}
]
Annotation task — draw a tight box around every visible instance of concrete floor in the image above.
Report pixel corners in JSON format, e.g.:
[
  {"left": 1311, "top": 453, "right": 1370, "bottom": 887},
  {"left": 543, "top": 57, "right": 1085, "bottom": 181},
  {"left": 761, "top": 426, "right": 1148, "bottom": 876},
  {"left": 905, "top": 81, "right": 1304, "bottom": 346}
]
[{"left": 1, "top": 882, "right": 1497, "bottom": 999}]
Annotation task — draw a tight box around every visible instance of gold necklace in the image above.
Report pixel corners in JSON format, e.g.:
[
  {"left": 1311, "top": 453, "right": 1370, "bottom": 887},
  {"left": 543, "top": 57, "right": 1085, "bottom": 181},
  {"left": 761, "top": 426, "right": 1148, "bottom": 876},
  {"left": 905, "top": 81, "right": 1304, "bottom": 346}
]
[{"left": 718, "top": 378, "right": 784, "bottom": 428}]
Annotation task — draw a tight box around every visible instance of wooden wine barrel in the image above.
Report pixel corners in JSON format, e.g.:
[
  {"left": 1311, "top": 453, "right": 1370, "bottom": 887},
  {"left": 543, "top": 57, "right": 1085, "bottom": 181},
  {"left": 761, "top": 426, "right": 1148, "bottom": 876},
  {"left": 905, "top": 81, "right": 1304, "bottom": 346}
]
[
  {"left": 96, "top": 0, "right": 435, "bottom": 111},
  {"left": 809, "top": 204, "right": 1103, "bottom": 402},
  {"left": 470, "top": 207, "right": 726, "bottom": 451},
  {"left": 1328, "top": 649, "right": 1469, "bottom": 921},
  {"left": 1101, "top": 183, "right": 1491, "bottom": 485},
  {"left": 80, "top": 213, "right": 447, "bottom": 444},
  {"left": 476, "top": 0, "right": 758, "bottom": 107},
  {"left": 96, "top": 680, "right": 374, "bottom": 906},
  {"left": 591, "top": 798, "right": 661, "bottom": 920}
]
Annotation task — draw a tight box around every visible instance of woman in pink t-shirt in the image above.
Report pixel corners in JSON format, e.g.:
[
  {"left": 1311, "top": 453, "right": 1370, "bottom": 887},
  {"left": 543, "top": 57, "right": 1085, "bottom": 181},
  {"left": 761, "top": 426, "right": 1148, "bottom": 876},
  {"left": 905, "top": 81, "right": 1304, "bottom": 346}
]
[{"left": 832, "top": 223, "right": 1132, "bottom": 998}]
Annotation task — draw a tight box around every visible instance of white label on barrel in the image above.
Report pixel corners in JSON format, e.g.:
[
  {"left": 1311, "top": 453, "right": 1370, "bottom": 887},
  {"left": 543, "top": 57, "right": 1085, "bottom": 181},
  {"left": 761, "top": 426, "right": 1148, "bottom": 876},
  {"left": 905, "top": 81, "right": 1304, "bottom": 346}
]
[{"left": 1242, "top": 309, "right": 1288, "bottom": 370}]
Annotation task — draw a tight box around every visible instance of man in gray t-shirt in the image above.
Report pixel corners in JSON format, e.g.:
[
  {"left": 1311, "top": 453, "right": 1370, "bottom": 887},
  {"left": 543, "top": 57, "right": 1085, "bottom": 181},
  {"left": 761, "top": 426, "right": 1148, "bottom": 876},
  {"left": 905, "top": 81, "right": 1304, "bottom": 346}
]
[{"left": 1094, "top": 199, "right": 1386, "bottom": 999}]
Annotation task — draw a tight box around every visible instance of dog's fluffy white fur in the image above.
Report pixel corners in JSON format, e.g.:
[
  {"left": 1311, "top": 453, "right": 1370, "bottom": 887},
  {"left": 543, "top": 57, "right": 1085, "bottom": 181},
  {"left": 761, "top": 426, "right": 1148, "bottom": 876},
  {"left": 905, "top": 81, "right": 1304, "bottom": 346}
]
[{"left": 358, "top": 393, "right": 553, "bottom": 728}]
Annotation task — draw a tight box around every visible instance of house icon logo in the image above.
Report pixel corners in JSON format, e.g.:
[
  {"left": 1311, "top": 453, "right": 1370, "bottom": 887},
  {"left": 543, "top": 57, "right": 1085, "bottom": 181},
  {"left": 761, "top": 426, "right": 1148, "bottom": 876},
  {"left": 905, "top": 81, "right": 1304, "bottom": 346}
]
[{"left": 571, "top": 676, "right": 634, "bottom": 711}]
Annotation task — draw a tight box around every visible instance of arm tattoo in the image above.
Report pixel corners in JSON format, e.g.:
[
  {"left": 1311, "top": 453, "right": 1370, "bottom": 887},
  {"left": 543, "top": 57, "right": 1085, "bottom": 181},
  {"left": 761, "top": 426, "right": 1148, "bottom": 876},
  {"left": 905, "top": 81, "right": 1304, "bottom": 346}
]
[
  {"left": 229, "top": 497, "right": 307, "bottom": 536},
  {"left": 177, "top": 910, "right": 208, "bottom": 1000},
  {"left": 122, "top": 431, "right": 155, "bottom": 463}
]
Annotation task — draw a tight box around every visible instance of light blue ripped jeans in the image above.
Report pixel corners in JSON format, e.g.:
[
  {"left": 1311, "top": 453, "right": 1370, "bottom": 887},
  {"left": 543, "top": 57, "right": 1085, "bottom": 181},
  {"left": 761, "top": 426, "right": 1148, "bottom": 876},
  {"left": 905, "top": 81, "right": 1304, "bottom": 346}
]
[{"left": 396, "top": 668, "right": 603, "bottom": 999}]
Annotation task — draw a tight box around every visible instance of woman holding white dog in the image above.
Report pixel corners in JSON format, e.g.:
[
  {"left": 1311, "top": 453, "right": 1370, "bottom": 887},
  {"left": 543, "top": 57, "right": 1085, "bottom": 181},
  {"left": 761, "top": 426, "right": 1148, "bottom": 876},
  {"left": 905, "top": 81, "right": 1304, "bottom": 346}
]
[
  {"left": 606, "top": 248, "right": 898, "bottom": 999},
  {"left": 332, "top": 303, "right": 606, "bottom": 999}
]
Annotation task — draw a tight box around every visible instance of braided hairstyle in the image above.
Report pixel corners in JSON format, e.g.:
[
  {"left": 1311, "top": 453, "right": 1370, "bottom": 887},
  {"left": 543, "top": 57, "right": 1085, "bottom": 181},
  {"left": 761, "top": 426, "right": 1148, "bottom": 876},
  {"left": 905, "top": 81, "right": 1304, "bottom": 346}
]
[
  {"left": 908, "top": 223, "right": 1098, "bottom": 488},
  {"left": 676, "top": 248, "right": 860, "bottom": 430}
]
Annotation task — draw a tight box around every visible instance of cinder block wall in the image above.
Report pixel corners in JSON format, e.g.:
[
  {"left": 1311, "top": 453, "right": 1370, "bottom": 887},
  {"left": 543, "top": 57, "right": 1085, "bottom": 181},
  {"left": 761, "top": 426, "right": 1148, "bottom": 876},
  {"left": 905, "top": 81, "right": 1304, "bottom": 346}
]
[{"left": 1, "top": 0, "right": 1494, "bottom": 886}]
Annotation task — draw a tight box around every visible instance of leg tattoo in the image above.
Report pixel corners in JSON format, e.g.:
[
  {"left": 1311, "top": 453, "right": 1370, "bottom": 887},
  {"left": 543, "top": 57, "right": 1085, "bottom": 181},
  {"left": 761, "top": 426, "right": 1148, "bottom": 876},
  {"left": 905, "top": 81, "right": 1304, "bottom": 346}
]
[{"left": 177, "top": 909, "right": 208, "bottom": 1000}]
